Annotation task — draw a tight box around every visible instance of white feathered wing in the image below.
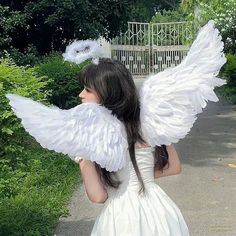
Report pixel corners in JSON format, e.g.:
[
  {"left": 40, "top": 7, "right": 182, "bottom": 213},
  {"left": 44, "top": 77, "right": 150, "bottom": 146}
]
[
  {"left": 140, "top": 20, "right": 227, "bottom": 146},
  {"left": 6, "top": 94, "right": 128, "bottom": 171}
]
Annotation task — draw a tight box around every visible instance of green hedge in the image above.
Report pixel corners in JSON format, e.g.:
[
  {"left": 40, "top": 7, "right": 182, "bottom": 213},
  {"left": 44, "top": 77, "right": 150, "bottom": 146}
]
[
  {"left": 217, "top": 53, "right": 236, "bottom": 104},
  {"left": 0, "top": 56, "right": 49, "bottom": 160},
  {"left": 0, "top": 55, "right": 82, "bottom": 235},
  {"left": 0, "top": 136, "right": 81, "bottom": 236},
  {"left": 224, "top": 54, "right": 236, "bottom": 86},
  {"left": 35, "top": 53, "right": 88, "bottom": 109}
]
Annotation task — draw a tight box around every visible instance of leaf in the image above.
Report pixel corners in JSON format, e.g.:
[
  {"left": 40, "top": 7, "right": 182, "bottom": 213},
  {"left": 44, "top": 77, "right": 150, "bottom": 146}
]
[
  {"left": 2, "top": 111, "right": 13, "bottom": 119},
  {"left": 1, "top": 127, "right": 14, "bottom": 135}
]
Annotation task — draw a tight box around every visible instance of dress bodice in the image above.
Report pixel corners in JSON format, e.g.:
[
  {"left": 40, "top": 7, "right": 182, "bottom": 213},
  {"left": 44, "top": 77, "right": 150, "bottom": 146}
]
[{"left": 107, "top": 147, "right": 156, "bottom": 198}]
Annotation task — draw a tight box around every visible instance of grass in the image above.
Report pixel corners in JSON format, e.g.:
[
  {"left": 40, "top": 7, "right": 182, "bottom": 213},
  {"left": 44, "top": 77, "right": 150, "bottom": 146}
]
[{"left": 0, "top": 134, "right": 82, "bottom": 236}]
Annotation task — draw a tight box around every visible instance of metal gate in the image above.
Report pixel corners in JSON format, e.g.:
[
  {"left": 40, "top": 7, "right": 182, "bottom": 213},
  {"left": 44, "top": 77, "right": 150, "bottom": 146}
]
[{"left": 111, "top": 21, "right": 195, "bottom": 76}]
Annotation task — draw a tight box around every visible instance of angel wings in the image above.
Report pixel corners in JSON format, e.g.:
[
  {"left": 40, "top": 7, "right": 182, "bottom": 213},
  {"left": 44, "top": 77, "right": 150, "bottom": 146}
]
[
  {"left": 6, "top": 20, "right": 226, "bottom": 171},
  {"left": 6, "top": 95, "right": 128, "bottom": 172},
  {"left": 140, "top": 20, "right": 226, "bottom": 146}
]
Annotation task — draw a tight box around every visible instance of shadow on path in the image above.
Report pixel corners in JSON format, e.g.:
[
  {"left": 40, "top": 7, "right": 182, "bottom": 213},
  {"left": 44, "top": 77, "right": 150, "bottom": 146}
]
[{"left": 178, "top": 96, "right": 236, "bottom": 167}]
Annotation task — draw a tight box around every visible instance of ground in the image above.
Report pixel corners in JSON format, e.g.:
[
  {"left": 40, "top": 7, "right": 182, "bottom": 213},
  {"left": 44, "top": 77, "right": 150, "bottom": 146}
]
[{"left": 54, "top": 79, "right": 236, "bottom": 236}]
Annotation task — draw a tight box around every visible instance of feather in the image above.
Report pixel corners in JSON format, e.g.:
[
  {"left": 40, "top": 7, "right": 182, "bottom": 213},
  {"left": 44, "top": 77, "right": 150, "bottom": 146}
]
[
  {"left": 6, "top": 94, "right": 128, "bottom": 172},
  {"left": 62, "top": 40, "right": 104, "bottom": 65},
  {"left": 140, "top": 20, "right": 227, "bottom": 146}
]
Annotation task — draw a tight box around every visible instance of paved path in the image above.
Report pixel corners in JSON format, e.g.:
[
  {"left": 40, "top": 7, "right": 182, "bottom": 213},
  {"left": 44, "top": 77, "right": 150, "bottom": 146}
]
[{"left": 54, "top": 80, "right": 236, "bottom": 236}]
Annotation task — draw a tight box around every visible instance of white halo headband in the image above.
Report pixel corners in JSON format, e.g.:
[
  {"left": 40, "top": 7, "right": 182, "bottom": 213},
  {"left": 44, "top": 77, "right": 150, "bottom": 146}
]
[{"left": 62, "top": 39, "right": 106, "bottom": 65}]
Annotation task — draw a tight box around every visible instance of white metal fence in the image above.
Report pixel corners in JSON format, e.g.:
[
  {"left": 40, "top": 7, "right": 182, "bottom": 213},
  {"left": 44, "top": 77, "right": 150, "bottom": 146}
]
[{"left": 111, "top": 21, "right": 195, "bottom": 76}]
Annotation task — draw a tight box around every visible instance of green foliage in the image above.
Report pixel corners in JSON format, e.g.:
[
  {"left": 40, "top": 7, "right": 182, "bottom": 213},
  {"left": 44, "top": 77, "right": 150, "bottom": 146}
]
[
  {"left": 0, "top": 136, "right": 81, "bottom": 235},
  {"left": 6, "top": 46, "right": 42, "bottom": 66},
  {"left": 0, "top": 55, "right": 49, "bottom": 159},
  {"left": 151, "top": 9, "right": 187, "bottom": 23},
  {"left": 217, "top": 53, "right": 236, "bottom": 104},
  {"left": 0, "top": 0, "right": 184, "bottom": 64},
  {"left": 35, "top": 53, "right": 86, "bottom": 109},
  {"left": 224, "top": 54, "right": 236, "bottom": 86},
  {"left": 0, "top": 56, "right": 82, "bottom": 234},
  {"left": 150, "top": 9, "right": 194, "bottom": 46},
  {"left": 0, "top": 5, "right": 29, "bottom": 50},
  {"left": 217, "top": 86, "right": 236, "bottom": 104},
  {"left": 0, "top": 0, "right": 134, "bottom": 55},
  {"left": 179, "top": 1, "right": 236, "bottom": 103},
  {"left": 181, "top": 0, "right": 236, "bottom": 53},
  {"left": 181, "top": 0, "right": 195, "bottom": 11},
  {"left": 128, "top": 0, "right": 179, "bottom": 22},
  {"left": 0, "top": 159, "right": 27, "bottom": 198}
]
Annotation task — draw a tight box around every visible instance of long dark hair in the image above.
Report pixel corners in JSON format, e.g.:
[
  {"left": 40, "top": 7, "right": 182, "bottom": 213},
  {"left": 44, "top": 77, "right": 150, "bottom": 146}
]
[{"left": 78, "top": 58, "right": 169, "bottom": 193}]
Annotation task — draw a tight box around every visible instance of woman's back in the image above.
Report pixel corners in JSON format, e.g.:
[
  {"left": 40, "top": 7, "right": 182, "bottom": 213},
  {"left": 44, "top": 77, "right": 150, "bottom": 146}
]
[
  {"left": 91, "top": 148, "right": 190, "bottom": 236},
  {"left": 106, "top": 147, "right": 155, "bottom": 198}
]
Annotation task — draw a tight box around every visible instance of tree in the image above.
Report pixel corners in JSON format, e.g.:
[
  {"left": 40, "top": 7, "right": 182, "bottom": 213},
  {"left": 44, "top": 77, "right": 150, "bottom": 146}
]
[
  {"left": 128, "top": 0, "right": 180, "bottom": 22},
  {"left": 180, "top": 0, "right": 236, "bottom": 54},
  {"left": 0, "top": 5, "right": 28, "bottom": 51},
  {"left": 0, "top": 0, "right": 133, "bottom": 55},
  {"left": 181, "top": 0, "right": 195, "bottom": 10}
]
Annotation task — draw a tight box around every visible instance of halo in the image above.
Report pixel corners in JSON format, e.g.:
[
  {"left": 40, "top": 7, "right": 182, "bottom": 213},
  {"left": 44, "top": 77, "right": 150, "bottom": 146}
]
[{"left": 62, "top": 39, "right": 104, "bottom": 65}]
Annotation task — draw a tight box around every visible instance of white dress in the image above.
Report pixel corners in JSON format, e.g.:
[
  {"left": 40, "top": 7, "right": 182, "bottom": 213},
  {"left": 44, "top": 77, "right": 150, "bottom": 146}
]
[{"left": 91, "top": 147, "right": 190, "bottom": 236}]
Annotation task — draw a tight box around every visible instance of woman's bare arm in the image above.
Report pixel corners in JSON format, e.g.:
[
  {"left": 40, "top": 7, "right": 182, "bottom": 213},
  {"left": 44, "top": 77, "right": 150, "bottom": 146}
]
[
  {"left": 78, "top": 160, "right": 108, "bottom": 203},
  {"left": 154, "top": 144, "right": 182, "bottom": 178}
]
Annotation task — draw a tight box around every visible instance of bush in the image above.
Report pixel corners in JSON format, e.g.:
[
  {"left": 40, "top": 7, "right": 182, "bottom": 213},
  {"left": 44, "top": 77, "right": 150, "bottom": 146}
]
[
  {"left": 217, "top": 86, "right": 236, "bottom": 104},
  {"left": 224, "top": 53, "right": 236, "bottom": 86},
  {"left": 0, "top": 55, "right": 49, "bottom": 160},
  {"left": 217, "top": 53, "right": 236, "bottom": 104},
  {"left": 0, "top": 55, "right": 82, "bottom": 235},
  {"left": 184, "top": 0, "right": 236, "bottom": 54},
  {"left": 5, "top": 45, "right": 42, "bottom": 67},
  {"left": 35, "top": 53, "right": 88, "bottom": 109},
  {"left": 0, "top": 137, "right": 81, "bottom": 235},
  {"left": 151, "top": 9, "right": 187, "bottom": 23}
]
